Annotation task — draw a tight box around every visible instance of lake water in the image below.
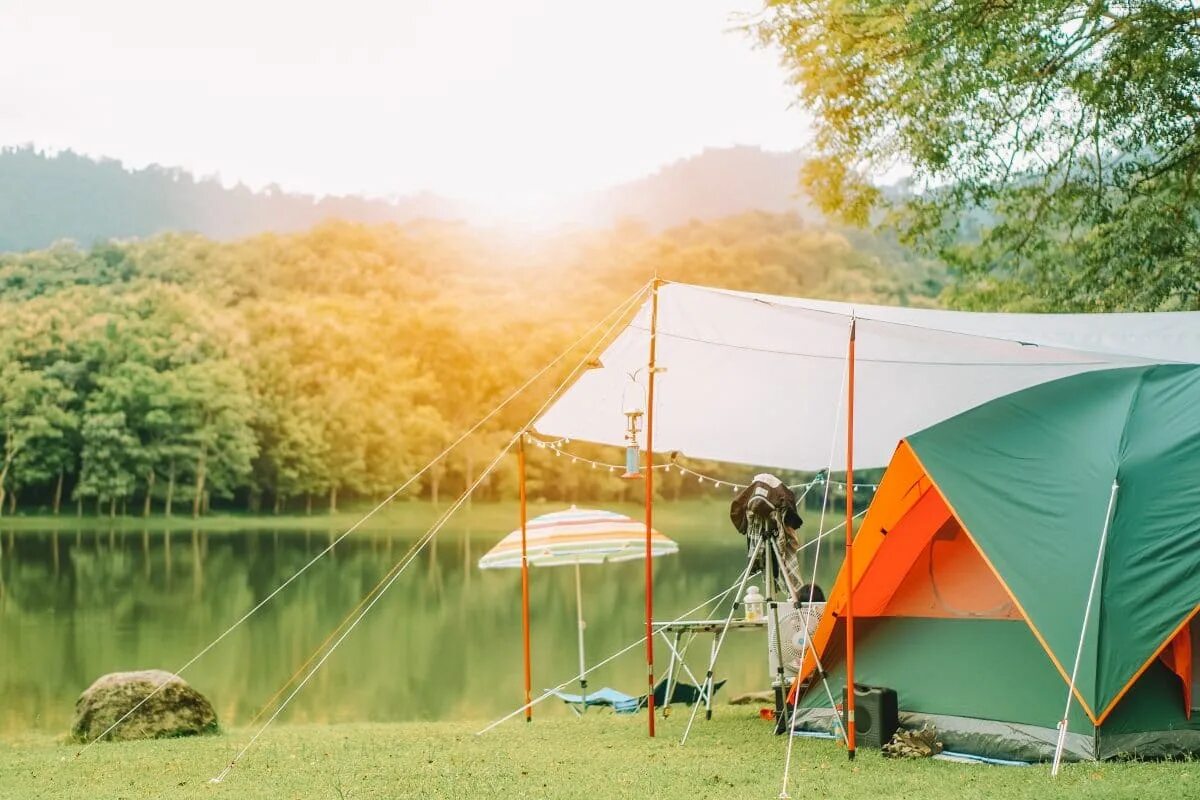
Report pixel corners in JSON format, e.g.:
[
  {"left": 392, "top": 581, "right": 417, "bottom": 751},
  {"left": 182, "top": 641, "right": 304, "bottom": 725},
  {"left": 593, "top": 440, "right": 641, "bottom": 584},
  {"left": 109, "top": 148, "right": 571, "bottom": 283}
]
[{"left": 0, "top": 521, "right": 842, "bottom": 736}]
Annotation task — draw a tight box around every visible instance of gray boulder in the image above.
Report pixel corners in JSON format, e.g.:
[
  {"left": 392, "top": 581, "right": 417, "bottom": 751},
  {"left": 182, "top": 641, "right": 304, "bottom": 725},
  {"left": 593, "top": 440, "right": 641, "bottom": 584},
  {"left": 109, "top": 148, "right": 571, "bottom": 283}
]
[{"left": 71, "top": 670, "right": 218, "bottom": 743}]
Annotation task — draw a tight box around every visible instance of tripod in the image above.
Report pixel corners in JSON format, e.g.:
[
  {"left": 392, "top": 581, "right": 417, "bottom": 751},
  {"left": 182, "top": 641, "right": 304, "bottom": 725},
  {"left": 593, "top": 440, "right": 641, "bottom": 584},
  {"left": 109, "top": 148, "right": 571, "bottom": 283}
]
[{"left": 681, "top": 507, "right": 846, "bottom": 745}]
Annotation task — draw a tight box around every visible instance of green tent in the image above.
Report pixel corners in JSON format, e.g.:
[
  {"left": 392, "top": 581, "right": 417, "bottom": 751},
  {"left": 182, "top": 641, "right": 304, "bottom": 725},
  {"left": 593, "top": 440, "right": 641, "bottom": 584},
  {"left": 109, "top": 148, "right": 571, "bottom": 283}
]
[{"left": 794, "top": 364, "right": 1200, "bottom": 761}]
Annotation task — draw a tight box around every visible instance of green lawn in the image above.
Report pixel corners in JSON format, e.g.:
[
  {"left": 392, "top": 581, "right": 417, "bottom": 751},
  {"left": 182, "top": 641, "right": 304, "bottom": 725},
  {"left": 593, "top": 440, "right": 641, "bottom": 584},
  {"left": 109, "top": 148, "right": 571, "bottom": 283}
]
[{"left": 1, "top": 710, "right": 1193, "bottom": 800}]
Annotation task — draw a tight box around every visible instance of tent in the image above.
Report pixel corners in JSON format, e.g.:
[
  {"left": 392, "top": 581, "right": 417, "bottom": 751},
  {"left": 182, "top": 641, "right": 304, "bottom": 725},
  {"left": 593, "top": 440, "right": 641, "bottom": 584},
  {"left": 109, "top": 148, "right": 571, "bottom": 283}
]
[
  {"left": 537, "top": 282, "right": 1200, "bottom": 470},
  {"left": 790, "top": 364, "right": 1200, "bottom": 761},
  {"left": 536, "top": 280, "right": 1200, "bottom": 744}
]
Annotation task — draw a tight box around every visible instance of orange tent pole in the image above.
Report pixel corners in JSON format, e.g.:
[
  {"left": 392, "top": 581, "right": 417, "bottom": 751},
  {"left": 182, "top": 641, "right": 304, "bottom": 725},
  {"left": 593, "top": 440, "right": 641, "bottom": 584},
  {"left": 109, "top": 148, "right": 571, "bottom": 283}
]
[
  {"left": 518, "top": 434, "right": 532, "bottom": 722},
  {"left": 845, "top": 317, "right": 857, "bottom": 760},
  {"left": 644, "top": 278, "right": 662, "bottom": 737}
]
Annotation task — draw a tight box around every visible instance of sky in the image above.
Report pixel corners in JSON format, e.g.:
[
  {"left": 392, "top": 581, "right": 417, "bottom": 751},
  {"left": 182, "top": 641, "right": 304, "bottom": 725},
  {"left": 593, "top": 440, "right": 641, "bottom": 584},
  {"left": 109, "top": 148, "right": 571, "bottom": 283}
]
[{"left": 1, "top": 0, "right": 807, "bottom": 212}]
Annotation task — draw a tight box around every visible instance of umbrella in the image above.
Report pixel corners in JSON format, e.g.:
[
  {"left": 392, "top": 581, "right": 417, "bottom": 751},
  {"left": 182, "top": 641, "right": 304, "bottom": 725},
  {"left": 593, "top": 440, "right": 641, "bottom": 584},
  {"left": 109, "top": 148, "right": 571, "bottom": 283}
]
[{"left": 479, "top": 506, "right": 679, "bottom": 707}]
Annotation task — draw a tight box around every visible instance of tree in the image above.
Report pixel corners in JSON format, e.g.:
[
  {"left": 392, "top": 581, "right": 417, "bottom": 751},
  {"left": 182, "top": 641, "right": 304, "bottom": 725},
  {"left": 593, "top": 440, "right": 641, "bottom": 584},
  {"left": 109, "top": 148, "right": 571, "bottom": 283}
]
[
  {"left": 175, "top": 361, "right": 258, "bottom": 518},
  {"left": 755, "top": 1, "right": 1200, "bottom": 310},
  {"left": 0, "top": 363, "right": 74, "bottom": 515},
  {"left": 75, "top": 409, "right": 140, "bottom": 516}
]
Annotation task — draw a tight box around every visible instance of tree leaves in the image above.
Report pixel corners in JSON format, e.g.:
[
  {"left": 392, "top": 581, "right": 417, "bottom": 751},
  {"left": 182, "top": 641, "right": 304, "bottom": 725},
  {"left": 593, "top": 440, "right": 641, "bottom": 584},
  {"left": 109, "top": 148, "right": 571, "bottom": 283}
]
[
  {"left": 0, "top": 214, "right": 941, "bottom": 513},
  {"left": 756, "top": 0, "right": 1200, "bottom": 310}
]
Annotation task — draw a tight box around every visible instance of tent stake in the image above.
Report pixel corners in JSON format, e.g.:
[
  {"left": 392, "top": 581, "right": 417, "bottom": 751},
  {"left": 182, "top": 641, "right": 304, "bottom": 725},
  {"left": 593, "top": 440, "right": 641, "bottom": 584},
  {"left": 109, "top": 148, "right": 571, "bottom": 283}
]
[
  {"left": 518, "top": 434, "right": 532, "bottom": 721},
  {"left": 644, "top": 278, "right": 662, "bottom": 737},
  {"left": 845, "top": 316, "right": 857, "bottom": 760},
  {"left": 1052, "top": 479, "right": 1119, "bottom": 775}
]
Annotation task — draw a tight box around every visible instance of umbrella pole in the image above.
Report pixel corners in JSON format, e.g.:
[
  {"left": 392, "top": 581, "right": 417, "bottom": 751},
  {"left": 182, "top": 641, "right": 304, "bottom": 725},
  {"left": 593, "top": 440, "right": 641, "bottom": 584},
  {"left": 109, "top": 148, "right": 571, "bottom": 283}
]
[
  {"left": 518, "top": 435, "right": 532, "bottom": 722},
  {"left": 644, "top": 277, "right": 662, "bottom": 736},
  {"left": 575, "top": 562, "right": 588, "bottom": 711},
  {"left": 845, "top": 316, "right": 857, "bottom": 760}
]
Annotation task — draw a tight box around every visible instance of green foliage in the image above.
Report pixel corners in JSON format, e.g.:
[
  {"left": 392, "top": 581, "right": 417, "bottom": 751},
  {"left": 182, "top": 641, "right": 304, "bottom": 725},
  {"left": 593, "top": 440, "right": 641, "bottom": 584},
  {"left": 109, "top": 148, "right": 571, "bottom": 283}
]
[
  {"left": 0, "top": 215, "right": 939, "bottom": 515},
  {"left": 756, "top": 1, "right": 1200, "bottom": 310},
  {"left": 0, "top": 361, "right": 75, "bottom": 513}
]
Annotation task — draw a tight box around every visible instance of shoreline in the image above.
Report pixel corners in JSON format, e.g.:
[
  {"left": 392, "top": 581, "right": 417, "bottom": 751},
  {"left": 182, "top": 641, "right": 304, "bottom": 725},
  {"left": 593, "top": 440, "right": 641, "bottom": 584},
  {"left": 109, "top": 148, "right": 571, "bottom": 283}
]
[{"left": 0, "top": 497, "right": 740, "bottom": 540}]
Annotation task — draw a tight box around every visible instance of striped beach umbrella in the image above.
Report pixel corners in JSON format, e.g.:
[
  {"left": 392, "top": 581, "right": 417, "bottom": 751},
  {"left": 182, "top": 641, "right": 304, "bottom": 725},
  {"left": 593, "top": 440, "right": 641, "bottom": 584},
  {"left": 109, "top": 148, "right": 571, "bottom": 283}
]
[{"left": 479, "top": 506, "right": 679, "bottom": 707}]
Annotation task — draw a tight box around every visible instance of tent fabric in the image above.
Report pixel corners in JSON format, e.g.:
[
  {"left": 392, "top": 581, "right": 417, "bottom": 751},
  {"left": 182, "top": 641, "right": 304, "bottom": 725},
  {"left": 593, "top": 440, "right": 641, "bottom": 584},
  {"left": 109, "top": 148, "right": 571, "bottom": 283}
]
[
  {"left": 477, "top": 506, "right": 677, "bottom": 569},
  {"left": 794, "top": 440, "right": 937, "bottom": 682},
  {"left": 907, "top": 364, "right": 1200, "bottom": 723},
  {"left": 878, "top": 519, "right": 1021, "bottom": 620},
  {"left": 536, "top": 282, "right": 1200, "bottom": 470},
  {"left": 792, "top": 365, "right": 1200, "bottom": 760},
  {"left": 1160, "top": 627, "right": 1192, "bottom": 719}
]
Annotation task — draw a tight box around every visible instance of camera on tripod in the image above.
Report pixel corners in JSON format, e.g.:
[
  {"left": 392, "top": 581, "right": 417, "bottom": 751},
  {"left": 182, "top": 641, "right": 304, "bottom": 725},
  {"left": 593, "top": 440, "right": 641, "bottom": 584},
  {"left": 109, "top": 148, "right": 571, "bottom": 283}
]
[
  {"left": 683, "top": 473, "right": 826, "bottom": 737},
  {"left": 730, "top": 473, "right": 803, "bottom": 586},
  {"left": 729, "top": 474, "right": 823, "bottom": 727}
]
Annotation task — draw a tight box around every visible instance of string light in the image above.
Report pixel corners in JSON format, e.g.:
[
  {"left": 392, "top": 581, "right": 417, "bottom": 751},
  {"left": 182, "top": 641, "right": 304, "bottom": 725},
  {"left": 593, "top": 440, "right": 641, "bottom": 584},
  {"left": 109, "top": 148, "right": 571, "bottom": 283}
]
[{"left": 525, "top": 436, "right": 881, "bottom": 494}]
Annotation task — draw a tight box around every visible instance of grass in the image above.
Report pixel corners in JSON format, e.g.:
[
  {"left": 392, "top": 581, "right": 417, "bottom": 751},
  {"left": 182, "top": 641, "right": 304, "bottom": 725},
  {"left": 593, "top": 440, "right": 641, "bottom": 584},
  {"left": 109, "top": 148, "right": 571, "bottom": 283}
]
[
  {"left": 1, "top": 710, "right": 1194, "bottom": 800},
  {"left": 0, "top": 498, "right": 743, "bottom": 541}
]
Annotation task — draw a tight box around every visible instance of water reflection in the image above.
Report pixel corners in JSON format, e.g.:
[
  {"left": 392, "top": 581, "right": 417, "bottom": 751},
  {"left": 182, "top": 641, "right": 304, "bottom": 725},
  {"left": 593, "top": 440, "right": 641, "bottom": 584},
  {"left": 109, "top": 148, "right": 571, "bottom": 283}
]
[{"left": 0, "top": 523, "right": 841, "bottom": 735}]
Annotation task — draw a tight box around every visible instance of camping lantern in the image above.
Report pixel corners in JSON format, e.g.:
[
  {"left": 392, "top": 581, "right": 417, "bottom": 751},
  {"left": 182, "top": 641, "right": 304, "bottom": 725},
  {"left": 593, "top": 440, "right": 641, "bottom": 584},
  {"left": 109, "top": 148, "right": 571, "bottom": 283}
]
[
  {"left": 621, "top": 409, "right": 644, "bottom": 479},
  {"left": 620, "top": 374, "right": 645, "bottom": 480}
]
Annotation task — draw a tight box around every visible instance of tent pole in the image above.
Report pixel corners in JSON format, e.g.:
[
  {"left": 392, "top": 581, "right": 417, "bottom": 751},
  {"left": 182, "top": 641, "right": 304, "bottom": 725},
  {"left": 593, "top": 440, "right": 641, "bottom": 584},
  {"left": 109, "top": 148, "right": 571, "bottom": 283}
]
[
  {"left": 845, "top": 316, "right": 857, "bottom": 760},
  {"left": 1052, "top": 479, "right": 1119, "bottom": 776},
  {"left": 644, "top": 277, "right": 662, "bottom": 736},
  {"left": 518, "top": 434, "right": 532, "bottom": 722}
]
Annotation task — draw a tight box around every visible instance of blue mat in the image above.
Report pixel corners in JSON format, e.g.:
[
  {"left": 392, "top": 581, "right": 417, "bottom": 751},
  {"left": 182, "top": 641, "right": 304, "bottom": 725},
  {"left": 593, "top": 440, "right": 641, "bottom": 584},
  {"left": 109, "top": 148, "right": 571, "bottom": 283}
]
[
  {"left": 550, "top": 680, "right": 726, "bottom": 714},
  {"left": 549, "top": 687, "right": 643, "bottom": 713}
]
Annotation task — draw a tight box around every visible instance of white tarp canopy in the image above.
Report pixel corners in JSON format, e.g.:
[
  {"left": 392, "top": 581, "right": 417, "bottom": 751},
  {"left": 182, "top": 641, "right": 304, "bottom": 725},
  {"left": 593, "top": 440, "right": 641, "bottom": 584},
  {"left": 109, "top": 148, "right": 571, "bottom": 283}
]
[{"left": 535, "top": 282, "right": 1200, "bottom": 470}]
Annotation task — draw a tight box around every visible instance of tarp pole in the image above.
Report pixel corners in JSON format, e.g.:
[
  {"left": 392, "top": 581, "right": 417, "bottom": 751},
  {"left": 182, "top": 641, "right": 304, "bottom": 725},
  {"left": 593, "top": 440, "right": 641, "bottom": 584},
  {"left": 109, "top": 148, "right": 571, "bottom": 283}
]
[
  {"left": 575, "top": 561, "right": 588, "bottom": 710},
  {"left": 518, "top": 434, "right": 532, "bottom": 722},
  {"left": 1052, "top": 479, "right": 1119, "bottom": 776},
  {"left": 845, "top": 316, "right": 857, "bottom": 760},
  {"left": 644, "top": 277, "right": 662, "bottom": 737}
]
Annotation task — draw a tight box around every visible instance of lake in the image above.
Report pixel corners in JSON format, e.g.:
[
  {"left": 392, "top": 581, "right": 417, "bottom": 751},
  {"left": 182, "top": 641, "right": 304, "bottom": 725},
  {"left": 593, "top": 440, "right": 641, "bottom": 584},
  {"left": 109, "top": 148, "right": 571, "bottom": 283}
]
[{"left": 0, "top": 515, "right": 843, "bottom": 737}]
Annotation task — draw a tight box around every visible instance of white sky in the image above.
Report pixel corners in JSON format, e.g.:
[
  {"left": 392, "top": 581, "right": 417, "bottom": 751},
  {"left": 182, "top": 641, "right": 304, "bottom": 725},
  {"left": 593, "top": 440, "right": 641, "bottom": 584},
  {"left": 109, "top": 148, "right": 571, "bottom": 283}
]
[{"left": 0, "top": 0, "right": 806, "bottom": 210}]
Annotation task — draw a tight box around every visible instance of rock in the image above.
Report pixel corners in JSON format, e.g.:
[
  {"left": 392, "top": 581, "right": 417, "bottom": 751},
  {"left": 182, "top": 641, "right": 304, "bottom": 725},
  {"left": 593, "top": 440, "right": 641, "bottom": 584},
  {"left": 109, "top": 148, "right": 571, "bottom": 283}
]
[{"left": 71, "top": 670, "right": 218, "bottom": 743}]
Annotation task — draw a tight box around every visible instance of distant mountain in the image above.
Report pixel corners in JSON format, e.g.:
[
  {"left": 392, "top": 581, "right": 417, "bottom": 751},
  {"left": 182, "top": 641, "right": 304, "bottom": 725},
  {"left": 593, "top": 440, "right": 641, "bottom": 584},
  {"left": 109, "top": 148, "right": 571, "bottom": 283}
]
[
  {"left": 0, "top": 147, "right": 471, "bottom": 252},
  {"left": 570, "top": 146, "right": 817, "bottom": 229},
  {"left": 0, "top": 145, "right": 816, "bottom": 251}
]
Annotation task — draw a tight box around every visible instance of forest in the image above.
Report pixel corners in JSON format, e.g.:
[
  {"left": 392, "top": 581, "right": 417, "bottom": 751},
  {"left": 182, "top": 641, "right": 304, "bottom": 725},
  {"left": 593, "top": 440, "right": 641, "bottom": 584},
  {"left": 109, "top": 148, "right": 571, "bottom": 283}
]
[{"left": 0, "top": 213, "right": 941, "bottom": 517}]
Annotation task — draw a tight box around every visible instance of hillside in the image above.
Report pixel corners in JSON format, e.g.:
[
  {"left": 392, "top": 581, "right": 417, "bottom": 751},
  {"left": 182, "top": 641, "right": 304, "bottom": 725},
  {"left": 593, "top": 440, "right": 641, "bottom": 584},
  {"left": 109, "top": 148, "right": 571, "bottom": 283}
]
[
  {"left": 0, "top": 213, "right": 943, "bottom": 516},
  {"left": 0, "top": 146, "right": 816, "bottom": 251},
  {"left": 568, "top": 146, "right": 817, "bottom": 229}
]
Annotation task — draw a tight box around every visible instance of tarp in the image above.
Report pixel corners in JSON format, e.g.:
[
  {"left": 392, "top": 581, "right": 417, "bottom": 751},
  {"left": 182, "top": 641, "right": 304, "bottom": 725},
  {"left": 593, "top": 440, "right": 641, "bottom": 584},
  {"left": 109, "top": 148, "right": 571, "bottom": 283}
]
[{"left": 536, "top": 283, "right": 1200, "bottom": 469}]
